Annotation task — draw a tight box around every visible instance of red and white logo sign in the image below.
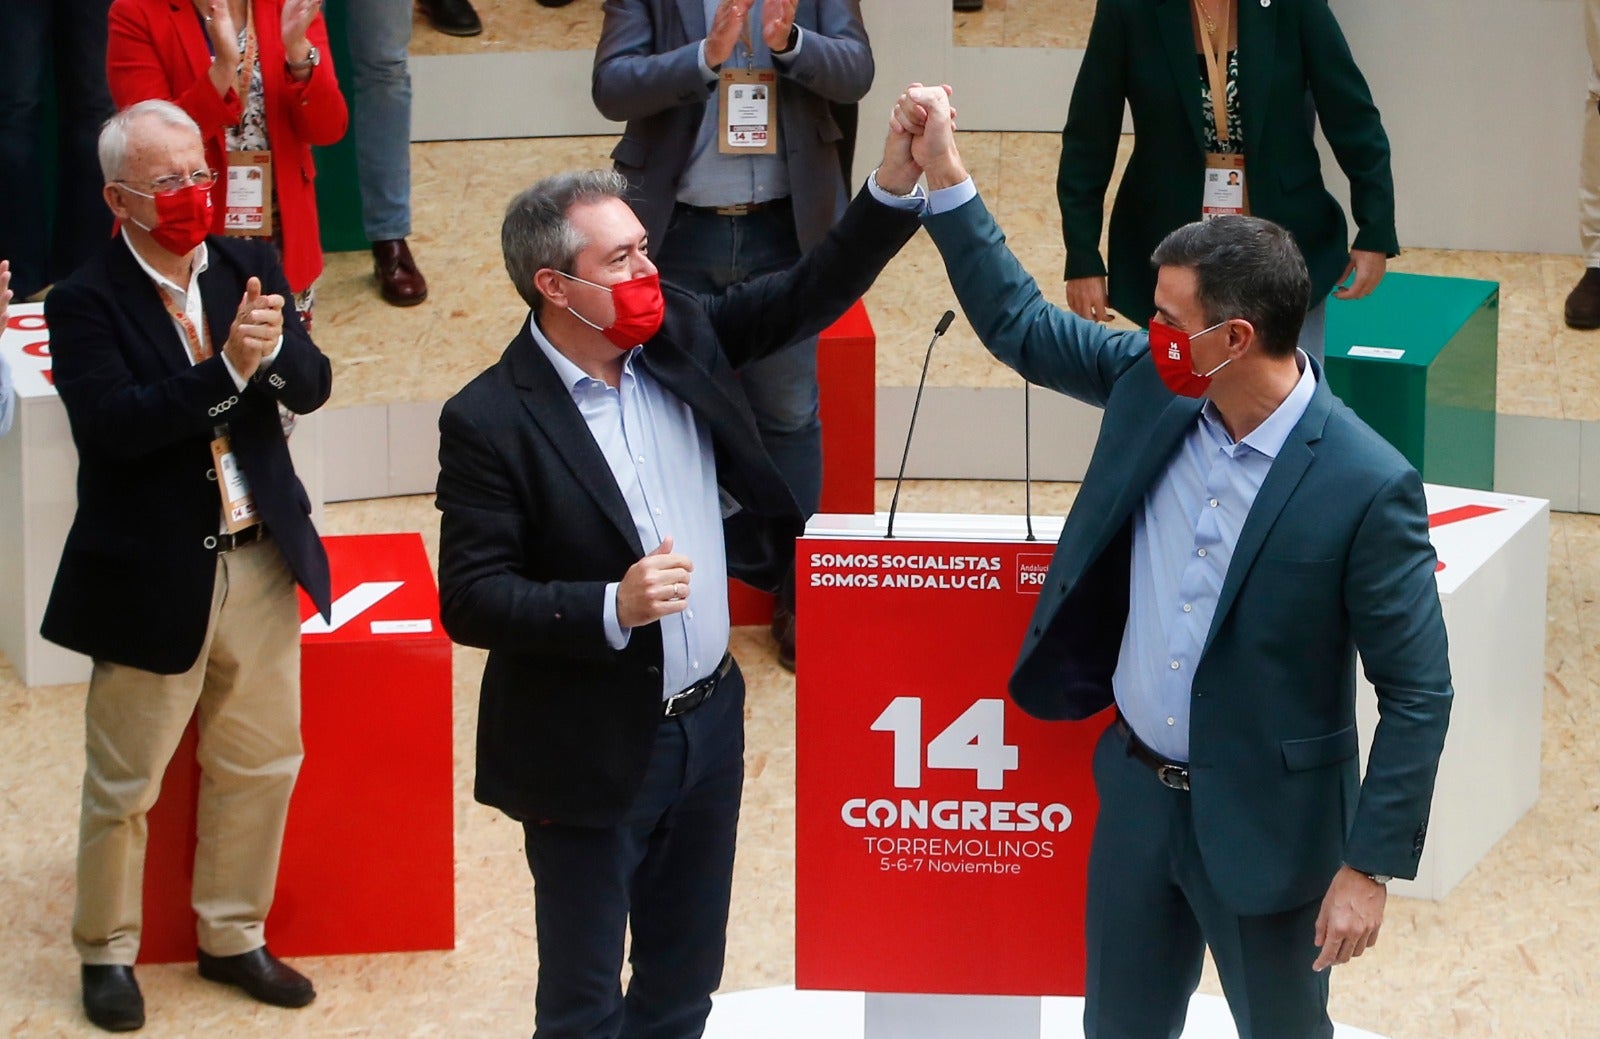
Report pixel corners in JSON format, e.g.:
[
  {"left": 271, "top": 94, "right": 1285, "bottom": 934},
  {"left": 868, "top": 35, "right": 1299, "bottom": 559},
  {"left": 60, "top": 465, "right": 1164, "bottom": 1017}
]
[
  {"left": 0, "top": 303, "right": 57, "bottom": 398},
  {"left": 797, "top": 535, "right": 1105, "bottom": 998}
]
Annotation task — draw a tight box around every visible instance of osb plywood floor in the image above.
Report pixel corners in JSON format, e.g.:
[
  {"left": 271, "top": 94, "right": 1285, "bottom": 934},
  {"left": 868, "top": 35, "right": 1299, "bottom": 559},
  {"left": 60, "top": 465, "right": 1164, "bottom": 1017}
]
[
  {"left": 2, "top": 483, "right": 1599, "bottom": 1037},
  {"left": 406, "top": 0, "right": 1095, "bottom": 57}
]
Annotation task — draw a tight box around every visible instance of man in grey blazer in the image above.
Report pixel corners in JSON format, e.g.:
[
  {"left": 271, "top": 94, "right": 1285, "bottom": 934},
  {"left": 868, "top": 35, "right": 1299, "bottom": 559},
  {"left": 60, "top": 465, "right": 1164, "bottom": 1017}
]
[
  {"left": 892, "top": 85, "right": 1451, "bottom": 1038},
  {"left": 593, "top": 0, "right": 873, "bottom": 668}
]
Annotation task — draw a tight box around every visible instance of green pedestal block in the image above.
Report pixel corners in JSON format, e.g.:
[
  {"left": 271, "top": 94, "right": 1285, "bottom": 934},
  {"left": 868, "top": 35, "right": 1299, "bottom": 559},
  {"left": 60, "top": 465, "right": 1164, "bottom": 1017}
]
[
  {"left": 311, "top": 0, "right": 367, "bottom": 254},
  {"left": 1324, "top": 272, "right": 1499, "bottom": 491}
]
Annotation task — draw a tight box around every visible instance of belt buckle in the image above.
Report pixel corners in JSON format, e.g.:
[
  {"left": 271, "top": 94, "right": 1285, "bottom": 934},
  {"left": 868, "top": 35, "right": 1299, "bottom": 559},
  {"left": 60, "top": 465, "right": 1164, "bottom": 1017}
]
[
  {"left": 714, "top": 203, "right": 751, "bottom": 217},
  {"left": 1156, "top": 764, "right": 1191, "bottom": 791}
]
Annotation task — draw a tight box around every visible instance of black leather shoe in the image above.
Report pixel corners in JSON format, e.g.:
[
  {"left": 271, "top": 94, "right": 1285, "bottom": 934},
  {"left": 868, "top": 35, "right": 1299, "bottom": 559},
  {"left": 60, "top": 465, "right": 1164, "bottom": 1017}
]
[
  {"left": 1566, "top": 267, "right": 1600, "bottom": 329},
  {"left": 954, "top": 0, "right": 984, "bottom": 10},
  {"left": 417, "top": 0, "right": 482, "bottom": 36},
  {"left": 536, "top": 0, "right": 577, "bottom": 6},
  {"left": 197, "top": 946, "right": 315, "bottom": 1008},
  {"left": 372, "top": 238, "right": 429, "bottom": 306},
  {"left": 82, "top": 964, "right": 144, "bottom": 1032}
]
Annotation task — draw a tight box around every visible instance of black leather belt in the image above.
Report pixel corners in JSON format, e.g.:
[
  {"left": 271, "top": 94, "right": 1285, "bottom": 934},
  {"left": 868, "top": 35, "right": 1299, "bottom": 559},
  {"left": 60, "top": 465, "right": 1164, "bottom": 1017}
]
[
  {"left": 1113, "top": 714, "right": 1191, "bottom": 791},
  {"left": 663, "top": 653, "right": 734, "bottom": 718},
  {"left": 205, "top": 524, "right": 268, "bottom": 553},
  {"left": 677, "top": 198, "right": 790, "bottom": 218}
]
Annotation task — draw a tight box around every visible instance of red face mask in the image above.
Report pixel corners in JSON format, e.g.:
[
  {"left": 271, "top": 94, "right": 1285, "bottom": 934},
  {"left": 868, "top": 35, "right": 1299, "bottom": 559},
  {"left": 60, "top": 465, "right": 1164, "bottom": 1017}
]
[
  {"left": 1149, "top": 318, "right": 1231, "bottom": 398},
  {"left": 558, "top": 271, "right": 666, "bottom": 350},
  {"left": 122, "top": 181, "right": 214, "bottom": 256}
]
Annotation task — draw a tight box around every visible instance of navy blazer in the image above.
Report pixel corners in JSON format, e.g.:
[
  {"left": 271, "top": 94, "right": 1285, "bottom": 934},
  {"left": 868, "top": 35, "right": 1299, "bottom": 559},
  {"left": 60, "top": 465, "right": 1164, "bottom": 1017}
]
[
  {"left": 436, "top": 186, "right": 920, "bottom": 826},
  {"left": 42, "top": 235, "right": 332, "bottom": 675},
  {"left": 927, "top": 195, "right": 1451, "bottom": 916},
  {"left": 593, "top": 0, "right": 873, "bottom": 252}
]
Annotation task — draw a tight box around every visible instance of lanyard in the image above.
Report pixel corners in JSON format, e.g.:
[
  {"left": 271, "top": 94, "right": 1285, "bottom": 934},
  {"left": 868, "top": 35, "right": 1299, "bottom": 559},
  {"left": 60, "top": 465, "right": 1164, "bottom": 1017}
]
[
  {"left": 1192, "top": 0, "right": 1232, "bottom": 146},
  {"left": 154, "top": 282, "right": 213, "bottom": 365}
]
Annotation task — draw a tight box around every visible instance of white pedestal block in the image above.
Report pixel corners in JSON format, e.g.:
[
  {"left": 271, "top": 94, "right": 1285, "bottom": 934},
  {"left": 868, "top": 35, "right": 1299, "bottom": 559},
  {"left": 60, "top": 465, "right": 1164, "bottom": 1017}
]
[
  {"left": 1356, "top": 484, "right": 1549, "bottom": 900},
  {"left": 706, "top": 987, "right": 1389, "bottom": 1039},
  {"left": 0, "top": 304, "right": 326, "bottom": 687}
]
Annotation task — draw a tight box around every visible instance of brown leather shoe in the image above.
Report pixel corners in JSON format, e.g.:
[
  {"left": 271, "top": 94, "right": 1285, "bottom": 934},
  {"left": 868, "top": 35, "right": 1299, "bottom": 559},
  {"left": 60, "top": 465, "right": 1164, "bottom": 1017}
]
[
  {"left": 1565, "top": 267, "right": 1600, "bottom": 329},
  {"left": 197, "top": 946, "right": 315, "bottom": 1008},
  {"left": 372, "top": 238, "right": 429, "bottom": 307}
]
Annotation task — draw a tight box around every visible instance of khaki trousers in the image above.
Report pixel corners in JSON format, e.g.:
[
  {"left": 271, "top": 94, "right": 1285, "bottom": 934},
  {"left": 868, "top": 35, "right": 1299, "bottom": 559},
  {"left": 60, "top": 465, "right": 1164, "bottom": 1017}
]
[
  {"left": 73, "top": 537, "right": 303, "bottom": 965},
  {"left": 1583, "top": 0, "right": 1600, "bottom": 263}
]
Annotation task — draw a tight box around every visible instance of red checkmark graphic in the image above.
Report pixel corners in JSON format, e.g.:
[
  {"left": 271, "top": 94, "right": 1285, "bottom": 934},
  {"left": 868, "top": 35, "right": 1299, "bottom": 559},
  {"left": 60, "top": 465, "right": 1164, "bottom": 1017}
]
[{"left": 1426, "top": 504, "right": 1505, "bottom": 571}]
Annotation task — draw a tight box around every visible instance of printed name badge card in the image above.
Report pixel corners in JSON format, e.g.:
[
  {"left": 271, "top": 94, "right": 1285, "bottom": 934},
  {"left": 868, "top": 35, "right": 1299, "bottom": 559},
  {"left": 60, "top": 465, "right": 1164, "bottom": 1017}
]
[
  {"left": 224, "top": 151, "right": 273, "bottom": 237},
  {"left": 210, "top": 432, "right": 261, "bottom": 533},
  {"left": 1202, "top": 153, "right": 1248, "bottom": 221},
  {"left": 719, "top": 68, "right": 778, "bottom": 155}
]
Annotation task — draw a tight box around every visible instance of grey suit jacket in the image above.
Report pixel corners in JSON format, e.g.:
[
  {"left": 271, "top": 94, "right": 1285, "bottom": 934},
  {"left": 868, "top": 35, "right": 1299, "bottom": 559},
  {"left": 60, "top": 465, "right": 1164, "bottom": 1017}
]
[
  {"left": 925, "top": 194, "right": 1452, "bottom": 916},
  {"left": 593, "top": 0, "right": 872, "bottom": 251}
]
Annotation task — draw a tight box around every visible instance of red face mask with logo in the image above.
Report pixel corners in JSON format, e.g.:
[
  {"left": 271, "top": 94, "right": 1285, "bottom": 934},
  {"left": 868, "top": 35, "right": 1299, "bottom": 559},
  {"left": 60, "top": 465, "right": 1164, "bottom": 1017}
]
[
  {"left": 1148, "top": 318, "right": 1231, "bottom": 398},
  {"left": 558, "top": 271, "right": 666, "bottom": 349},
  {"left": 121, "top": 182, "right": 214, "bottom": 256}
]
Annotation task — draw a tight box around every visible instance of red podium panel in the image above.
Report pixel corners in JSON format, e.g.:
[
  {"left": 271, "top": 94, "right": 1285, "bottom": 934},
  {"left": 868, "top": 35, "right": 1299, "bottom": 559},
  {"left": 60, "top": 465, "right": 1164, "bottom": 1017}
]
[
  {"left": 794, "top": 514, "right": 1108, "bottom": 997},
  {"left": 729, "top": 300, "right": 875, "bottom": 625},
  {"left": 140, "top": 533, "right": 454, "bottom": 962}
]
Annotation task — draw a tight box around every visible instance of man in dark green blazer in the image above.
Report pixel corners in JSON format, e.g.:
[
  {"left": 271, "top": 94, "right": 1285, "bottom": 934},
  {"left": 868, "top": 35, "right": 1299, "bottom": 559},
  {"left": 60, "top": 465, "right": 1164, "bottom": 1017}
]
[
  {"left": 1057, "top": 0, "right": 1397, "bottom": 358},
  {"left": 893, "top": 86, "right": 1449, "bottom": 1038}
]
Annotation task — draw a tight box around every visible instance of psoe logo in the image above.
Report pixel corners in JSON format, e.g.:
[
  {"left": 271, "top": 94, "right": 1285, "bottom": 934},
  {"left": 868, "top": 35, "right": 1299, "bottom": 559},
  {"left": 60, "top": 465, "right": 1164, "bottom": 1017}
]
[{"left": 1016, "top": 553, "right": 1053, "bottom": 595}]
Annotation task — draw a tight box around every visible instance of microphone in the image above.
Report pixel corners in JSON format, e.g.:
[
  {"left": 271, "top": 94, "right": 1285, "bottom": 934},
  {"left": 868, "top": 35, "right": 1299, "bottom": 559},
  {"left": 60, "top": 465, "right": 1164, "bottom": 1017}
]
[{"left": 886, "top": 309, "right": 956, "bottom": 539}]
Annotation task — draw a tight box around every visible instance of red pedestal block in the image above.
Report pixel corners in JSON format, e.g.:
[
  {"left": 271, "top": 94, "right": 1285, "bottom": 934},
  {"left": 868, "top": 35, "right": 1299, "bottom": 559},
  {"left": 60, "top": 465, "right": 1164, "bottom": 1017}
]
[
  {"left": 729, "top": 300, "right": 876, "bottom": 625},
  {"left": 139, "top": 533, "right": 454, "bottom": 963}
]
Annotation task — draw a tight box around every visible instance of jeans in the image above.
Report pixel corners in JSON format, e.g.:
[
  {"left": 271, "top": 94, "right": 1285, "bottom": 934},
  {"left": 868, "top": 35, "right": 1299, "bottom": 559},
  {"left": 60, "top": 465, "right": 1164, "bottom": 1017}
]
[
  {"left": 343, "top": 0, "right": 413, "bottom": 242},
  {"left": 655, "top": 202, "right": 823, "bottom": 516},
  {"left": 0, "top": 0, "right": 115, "bottom": 297}
]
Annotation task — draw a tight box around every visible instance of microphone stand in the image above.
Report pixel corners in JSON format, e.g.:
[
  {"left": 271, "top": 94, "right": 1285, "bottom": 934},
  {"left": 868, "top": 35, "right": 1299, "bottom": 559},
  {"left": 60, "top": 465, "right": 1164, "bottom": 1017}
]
[{"left": 886, "top": 309, "right": 956, "bottom": 539}]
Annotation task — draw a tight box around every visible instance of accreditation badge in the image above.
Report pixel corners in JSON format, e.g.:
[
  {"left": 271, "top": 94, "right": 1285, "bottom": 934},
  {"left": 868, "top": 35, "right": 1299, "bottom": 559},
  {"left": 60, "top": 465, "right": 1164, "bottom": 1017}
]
[
  {"left": 719, "top": 68, "right": 778, "bottom": 155},
  {"left": 224, "top": 150, "right": 273, "bottom": 236},
  {"left": 210, "top": 429, "right": 261, "bottom": 533},
  {"left": 1202, "top": 153, "right": 1248, "bottom": 220}
]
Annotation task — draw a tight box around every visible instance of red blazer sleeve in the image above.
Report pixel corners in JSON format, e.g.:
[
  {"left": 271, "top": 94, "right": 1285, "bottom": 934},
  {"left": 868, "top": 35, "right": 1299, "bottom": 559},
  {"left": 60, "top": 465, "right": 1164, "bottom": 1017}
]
[
  {"left": 107, "top": 0, "right": 243, "bottom": 135},
  {"left": 260, "top": 1, "right": 347, "bottom": 146}
]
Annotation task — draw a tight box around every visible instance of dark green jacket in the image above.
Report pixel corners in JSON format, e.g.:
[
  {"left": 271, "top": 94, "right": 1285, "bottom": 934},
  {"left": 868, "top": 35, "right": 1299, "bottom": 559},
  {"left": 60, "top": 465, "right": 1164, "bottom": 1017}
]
[{"left": 1058, "top": 0, "right": 1398, "bottom": 327}]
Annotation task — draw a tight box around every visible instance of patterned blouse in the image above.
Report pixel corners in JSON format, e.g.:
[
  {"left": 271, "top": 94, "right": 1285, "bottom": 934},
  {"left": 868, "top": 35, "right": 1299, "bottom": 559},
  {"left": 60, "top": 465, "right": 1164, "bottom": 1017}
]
[{"left": 1199, "top": 50, "right": 1243, "bottom": 155}]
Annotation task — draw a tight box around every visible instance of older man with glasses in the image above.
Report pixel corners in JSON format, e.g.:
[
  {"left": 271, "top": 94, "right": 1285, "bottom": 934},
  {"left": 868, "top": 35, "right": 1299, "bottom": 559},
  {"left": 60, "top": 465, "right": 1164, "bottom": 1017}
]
[{"left": 42, "top": 98, "right": 333, "bottom": 1033}]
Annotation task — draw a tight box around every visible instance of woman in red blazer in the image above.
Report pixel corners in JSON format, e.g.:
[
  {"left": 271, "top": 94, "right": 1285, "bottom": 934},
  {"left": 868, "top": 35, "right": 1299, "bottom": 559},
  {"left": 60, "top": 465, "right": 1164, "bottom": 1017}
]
[{"left": 107, "top": 0, "right": 347, "bottom": 308}]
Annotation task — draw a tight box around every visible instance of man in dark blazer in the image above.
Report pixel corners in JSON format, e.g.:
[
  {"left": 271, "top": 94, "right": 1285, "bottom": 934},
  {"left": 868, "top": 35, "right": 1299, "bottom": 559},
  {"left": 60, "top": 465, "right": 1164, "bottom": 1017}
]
[
  {"left": 42, "top": 100, "right": 331, "bottom": 1032},
  {"left": 1057, "top": 0, "right": 1397, "bottom": 360},
  {"left": 896, "top": 86, "right": 1450, "bottom": 1038},
  {"left": 593, "top": 0, "right": 874, "bottom": 666},
  {"left": 435, "top": 144, "right": 920, "bottom": 1037}
]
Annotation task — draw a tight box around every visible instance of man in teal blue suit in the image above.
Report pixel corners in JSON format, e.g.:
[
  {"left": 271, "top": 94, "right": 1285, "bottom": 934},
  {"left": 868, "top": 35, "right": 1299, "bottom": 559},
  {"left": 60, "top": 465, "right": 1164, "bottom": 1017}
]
[{"left": 888, "top": 86, "right": 1452, "bottom": 1039}]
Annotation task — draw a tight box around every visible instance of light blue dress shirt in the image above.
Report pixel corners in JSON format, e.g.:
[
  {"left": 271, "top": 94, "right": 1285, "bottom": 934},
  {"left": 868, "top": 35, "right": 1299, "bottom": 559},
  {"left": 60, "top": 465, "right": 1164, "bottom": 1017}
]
[
  {"left": 528, "top": 315, "right": 730, "bottom": 699},
  {"left": 679, "top": 0, "right": 799, "bottom": 208},
  {"left": 1113, "top": 354, "right": 1318, "bottom": 762}
]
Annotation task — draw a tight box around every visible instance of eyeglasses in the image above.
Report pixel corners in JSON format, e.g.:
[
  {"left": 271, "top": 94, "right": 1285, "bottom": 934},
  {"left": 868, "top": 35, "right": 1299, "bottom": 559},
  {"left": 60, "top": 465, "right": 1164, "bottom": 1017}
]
[{"left": 117, "top": 169, "right": 219, "bottom": 197}]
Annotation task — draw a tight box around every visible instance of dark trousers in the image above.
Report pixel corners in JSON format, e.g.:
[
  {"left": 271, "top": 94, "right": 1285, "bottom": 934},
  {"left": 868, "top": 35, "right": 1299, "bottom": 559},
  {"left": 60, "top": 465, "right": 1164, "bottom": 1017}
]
[
  {"left": 654, "top": 202, "right": 822, "bottom": 517},
  {"left": 0, "top": 0, "right": 115, "bottom": 298},
  {"left": 1083, "top": 724, "right": 1333, "bottom": 1039},
  {"left": 521, "top": 666, "right": 746, "bottom": 1039}
]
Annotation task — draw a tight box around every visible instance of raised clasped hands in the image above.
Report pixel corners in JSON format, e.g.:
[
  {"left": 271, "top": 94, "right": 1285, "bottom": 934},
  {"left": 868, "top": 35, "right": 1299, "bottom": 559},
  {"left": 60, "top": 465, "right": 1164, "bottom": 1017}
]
[
  {"left": 885, "top": 83, "right": 965, "bottom": 190},
  {"left": 617, "top": 536, "right": 696, "bottom": 630},
  {"left": 223, "top": 276, "right": 284, "bottom": 381}
]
